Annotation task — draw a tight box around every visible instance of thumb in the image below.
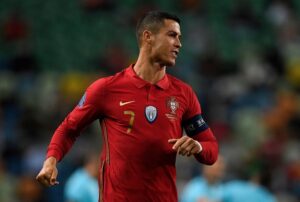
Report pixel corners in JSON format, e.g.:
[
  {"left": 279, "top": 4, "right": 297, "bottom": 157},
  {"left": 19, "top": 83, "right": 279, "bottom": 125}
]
[{"left": 50, "top": 169, "right": 59, "bottom": 185}]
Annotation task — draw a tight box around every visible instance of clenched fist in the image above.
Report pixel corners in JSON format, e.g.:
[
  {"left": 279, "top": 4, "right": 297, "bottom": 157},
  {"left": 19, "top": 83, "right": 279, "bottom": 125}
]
[{"left": 36, "top": 156, "right": 59, "bottom": 187}]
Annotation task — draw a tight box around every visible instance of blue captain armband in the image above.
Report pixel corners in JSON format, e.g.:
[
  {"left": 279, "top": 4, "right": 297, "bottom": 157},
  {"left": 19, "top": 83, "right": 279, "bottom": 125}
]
[{"left": 183, "top": 114, "right": 209, "bottom": 137}]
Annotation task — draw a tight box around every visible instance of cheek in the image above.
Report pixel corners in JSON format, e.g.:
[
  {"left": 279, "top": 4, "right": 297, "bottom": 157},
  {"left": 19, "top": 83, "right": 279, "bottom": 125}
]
[
  {"left": 153, "top": 38, "right": 169, "bottom": 51},
  {"left": 153, "top": 41, "right": 164, "bottom": 51},
  {"left": 151, "top": 44, "right": 165, "bottom": 57},
  {"left": 157, "top": 44, "right": 170, "bottom": 57}
]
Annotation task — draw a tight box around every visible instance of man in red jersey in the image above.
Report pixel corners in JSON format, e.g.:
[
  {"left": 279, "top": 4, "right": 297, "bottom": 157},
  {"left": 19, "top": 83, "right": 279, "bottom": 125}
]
[{"left": 36, "top": 11, "right": 218, "bottom": 202}]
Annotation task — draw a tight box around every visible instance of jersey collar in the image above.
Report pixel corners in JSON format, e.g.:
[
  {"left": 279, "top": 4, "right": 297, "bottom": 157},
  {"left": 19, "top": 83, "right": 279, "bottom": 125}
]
[{"left": 126, "top": 64, "right": 169, "bottom": 90}]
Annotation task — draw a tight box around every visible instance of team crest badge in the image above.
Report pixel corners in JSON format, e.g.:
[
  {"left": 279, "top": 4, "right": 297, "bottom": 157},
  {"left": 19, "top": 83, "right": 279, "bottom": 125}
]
[
  {"left": 145, "top": 106, "right": 157, "bottom": 123},
  {"left": 165, "top": 97, "right": 179, "bottom": 120},
  {"left": 167, "top": 97, "right": 179, "bottom": 114}
]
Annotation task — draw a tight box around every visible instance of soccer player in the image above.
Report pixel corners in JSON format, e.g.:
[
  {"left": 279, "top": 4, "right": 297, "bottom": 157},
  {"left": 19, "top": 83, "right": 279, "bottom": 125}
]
[{"left": 36, "top": 11, "right": 218, "bottom": 202}]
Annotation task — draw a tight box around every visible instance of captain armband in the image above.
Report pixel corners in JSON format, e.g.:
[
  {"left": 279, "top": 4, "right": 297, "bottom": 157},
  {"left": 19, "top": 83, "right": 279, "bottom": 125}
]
[{"left": 183, "top": 114, "right": 209, "bottom": 137}]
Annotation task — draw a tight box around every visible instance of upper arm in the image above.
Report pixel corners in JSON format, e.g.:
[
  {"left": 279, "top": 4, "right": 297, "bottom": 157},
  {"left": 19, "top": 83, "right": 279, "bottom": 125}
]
[
  {"left": 182, "top": 86, "right": 209, "bottom": 138},
  {"left": 65, "top": 78, "right": 107, "bottom": 131}
]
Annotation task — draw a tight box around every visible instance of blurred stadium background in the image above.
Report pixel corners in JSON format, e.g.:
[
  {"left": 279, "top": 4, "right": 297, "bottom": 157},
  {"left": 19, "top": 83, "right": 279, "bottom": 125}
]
[{"left": 0, "top": 0, "right": 300, "bottom": 201}]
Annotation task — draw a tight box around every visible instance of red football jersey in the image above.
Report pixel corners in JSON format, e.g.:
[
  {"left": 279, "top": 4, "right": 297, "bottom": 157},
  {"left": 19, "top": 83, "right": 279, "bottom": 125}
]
[{"left": 46, "top": 65, "right": 218, "bottom": 202}]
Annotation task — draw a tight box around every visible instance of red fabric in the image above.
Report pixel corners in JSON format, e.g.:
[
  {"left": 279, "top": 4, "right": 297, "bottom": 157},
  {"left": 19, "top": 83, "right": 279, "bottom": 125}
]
[{"left": 47, "top": 65, "right": 218, "bottom": 202}]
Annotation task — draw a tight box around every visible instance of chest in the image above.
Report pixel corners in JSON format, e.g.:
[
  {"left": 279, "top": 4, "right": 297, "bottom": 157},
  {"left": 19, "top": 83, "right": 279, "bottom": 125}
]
[{"left": 103, "top": 85, "right": 187, "bottom": 136}]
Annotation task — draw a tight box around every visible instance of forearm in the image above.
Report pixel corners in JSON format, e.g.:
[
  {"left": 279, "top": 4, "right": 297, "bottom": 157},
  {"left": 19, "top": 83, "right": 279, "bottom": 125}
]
[
  {"left": 46, "top": 118, "right": 80, "bottom": 161},
  {"left": 194, "top": 140, "right": 218, "bottom": 165},
  {"left": 193, "top": 128, "right": 218, "bottom": 165}
]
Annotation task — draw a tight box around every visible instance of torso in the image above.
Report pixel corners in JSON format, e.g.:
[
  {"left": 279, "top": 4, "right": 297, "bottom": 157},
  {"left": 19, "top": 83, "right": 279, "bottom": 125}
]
[{"left": 95, "top": 66, "right": 198, "bottom": 202}]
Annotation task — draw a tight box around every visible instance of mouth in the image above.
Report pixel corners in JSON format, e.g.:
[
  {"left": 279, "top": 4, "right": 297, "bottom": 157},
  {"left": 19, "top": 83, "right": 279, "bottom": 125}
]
[{"left": 171, "top": 50, "right": 179, "bottom": 58}]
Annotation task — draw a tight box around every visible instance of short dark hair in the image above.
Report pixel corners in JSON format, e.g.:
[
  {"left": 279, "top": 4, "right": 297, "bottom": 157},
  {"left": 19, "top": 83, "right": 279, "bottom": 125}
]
[{"left": 136, "top": 11, "right": 180, "bottom": 47}]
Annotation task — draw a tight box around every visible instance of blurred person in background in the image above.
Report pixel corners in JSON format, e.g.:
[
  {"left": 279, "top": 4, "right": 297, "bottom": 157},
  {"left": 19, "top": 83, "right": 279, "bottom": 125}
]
[
  {"left": 223, "top": 162, "right": 276, "bottom": 202},
  {"left": 36, "top": 11, "right": 218, "bottom": 202},
  {"left": 0, "top": 158, "right": 18, "bottom": 202},
  {"left": 180, "top": 155, "right": 225, "bottom": 202},
  {"left": 64, "top": 151, "right": 99, "bottom": 202},
  {"left": 16, "top": 175, "right": 44, "bottom": 202}
]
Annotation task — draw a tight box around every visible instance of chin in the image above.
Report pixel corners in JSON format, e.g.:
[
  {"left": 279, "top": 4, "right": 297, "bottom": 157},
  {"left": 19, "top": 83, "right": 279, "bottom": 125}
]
[
  {"left": 158, "top": 57, "right": 176, "bottom": 67},
  {"left": 165, "top": 60, "right": 176, "bottom": 67}
]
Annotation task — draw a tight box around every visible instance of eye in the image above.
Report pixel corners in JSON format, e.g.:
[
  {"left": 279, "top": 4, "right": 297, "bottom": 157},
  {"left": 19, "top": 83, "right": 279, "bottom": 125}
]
[
  {"left": 167, "top": 31, "right": 177, "bottom": 38},
  {"left": 167, "top": 31, "right": 181, "bottom": 40}
]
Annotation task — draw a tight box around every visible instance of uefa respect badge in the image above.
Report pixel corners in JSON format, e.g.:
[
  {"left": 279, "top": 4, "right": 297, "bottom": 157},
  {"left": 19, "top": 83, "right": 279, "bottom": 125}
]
[{"left": 145, "top": 106, "right": 157, "bottom": 123}]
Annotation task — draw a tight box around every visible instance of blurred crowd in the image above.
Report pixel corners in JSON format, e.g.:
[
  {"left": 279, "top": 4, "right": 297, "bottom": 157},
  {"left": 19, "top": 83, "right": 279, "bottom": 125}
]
[{"left": 0, "top": 0, "right": 300, "bottom": 201}]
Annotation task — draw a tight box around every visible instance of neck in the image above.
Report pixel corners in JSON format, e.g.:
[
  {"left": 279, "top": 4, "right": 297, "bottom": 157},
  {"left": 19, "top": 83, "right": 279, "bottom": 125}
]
[{"left": 134, "top": 52, "right": 166, "bottom": 84}]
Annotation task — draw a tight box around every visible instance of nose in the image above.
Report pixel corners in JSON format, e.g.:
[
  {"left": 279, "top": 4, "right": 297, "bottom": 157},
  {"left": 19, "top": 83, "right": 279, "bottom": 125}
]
[{"left": 175, "top": 37, "right": 182, "bottom": 48}]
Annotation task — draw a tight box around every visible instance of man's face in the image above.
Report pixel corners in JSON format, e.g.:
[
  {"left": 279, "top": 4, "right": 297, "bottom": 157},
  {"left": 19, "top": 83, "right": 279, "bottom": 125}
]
[{"left": 149, "top": 19, "right": 182, "bottom": 67}]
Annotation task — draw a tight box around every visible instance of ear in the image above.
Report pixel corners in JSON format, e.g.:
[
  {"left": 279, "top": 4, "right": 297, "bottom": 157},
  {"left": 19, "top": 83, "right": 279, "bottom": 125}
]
[{"left": 142, "top": 30, "right": 153, "bottom": 45}]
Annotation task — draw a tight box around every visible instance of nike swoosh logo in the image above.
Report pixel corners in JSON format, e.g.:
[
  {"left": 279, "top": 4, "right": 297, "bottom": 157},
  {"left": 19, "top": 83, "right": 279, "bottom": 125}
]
[{"left": 119, "top": 101, "right": 135, "bottom": 106}]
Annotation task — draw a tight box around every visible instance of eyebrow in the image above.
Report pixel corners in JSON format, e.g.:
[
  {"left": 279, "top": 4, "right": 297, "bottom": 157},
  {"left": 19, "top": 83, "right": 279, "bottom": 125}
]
[{"left": 167, "top": 30, "right": 181, "bottom": 37}]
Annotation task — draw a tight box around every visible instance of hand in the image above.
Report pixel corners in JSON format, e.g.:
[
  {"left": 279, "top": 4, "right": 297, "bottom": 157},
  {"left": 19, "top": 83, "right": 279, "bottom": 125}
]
[
  {"left": 168, "top": 136, "right": 202, "bottom": 157},
  {"left": 36, "top": 156, "right": 59, "bottom": 187}
]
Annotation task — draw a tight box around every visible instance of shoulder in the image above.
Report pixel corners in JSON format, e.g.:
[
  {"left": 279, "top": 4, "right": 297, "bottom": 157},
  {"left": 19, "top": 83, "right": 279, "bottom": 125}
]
[
  {"left": 181, "top": 177, "right": 208, "bottom": 201},
  {"left": 65, "top": 169, "right": 88, "bottom": 196},
  {"left": 184, "top": 176, "right": 206, "bottom": 189},
  {"left": 64, "top": 169, "right": 91, "bottom": 200},
  {"left": 65, "top": 169, "right": 88, "bottom": 185},
  {"left": 224, "top": 181, "right": 275, "bottom": 202},
  {"left": 167, "top": 74, "right": 194, "bottom": 93},
  {"left": 255, "top": 186, "right": 276, "bottom": 202},
  {"left": 224, "top": 180, "right": 248, "bottom": 191},
  {"left": 88, "top": 70, "right": 127, "bottom": 92}
]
